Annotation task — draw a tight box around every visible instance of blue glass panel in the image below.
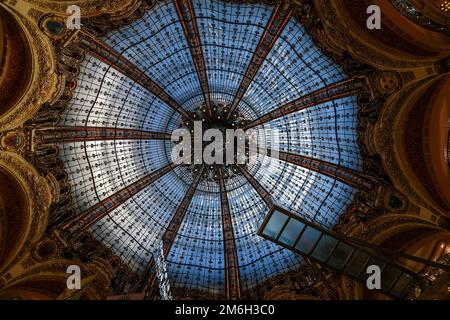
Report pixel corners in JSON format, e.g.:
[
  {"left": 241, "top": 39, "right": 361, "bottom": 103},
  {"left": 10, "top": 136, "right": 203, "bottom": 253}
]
[
  {"left": 262, "top": 210, "right": 288, "bottom": 239},
  {"left": 295, "top": 227, "right": 321, "bottom": 254},
  {"left": 279, "top": 219, "right": 305, "bottom": 247}
]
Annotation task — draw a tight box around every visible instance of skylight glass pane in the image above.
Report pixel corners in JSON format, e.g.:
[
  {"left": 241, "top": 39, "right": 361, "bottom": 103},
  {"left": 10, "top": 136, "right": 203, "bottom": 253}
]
[
  {"left": 262, "top": 210, "right": 288, "bottom": 239},
  {"left": 390, "top": 273, "right": 414, "bottom": 298},
  {"left": 311, "top": 234, "right": 338, "bottom": 262},
  {"left": 279, "top": 219, "right": 305, "bottom": 247},
  {"left": 295, "top": 227, "right": 322, "bottom": 254},
  {"left": 381, "top": 266, "right": 403, "bottom": 293}
]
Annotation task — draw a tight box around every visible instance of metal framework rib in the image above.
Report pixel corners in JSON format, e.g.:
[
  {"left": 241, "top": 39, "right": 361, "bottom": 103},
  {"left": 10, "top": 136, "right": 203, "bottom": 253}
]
[
  {"left": 173, "top": 0, "right": 212, "bottom": 117},
  {"left": 218, "top": 167, "right": 241, "bottom": 300},
  {"left": 37, "top": 127, "right": 171, "bottom": 143},
  {"left": 59, "top": 163, "right": 178, "bottom": 238},
  {"left": 78, "top": 31, "right": 192, "bottom": 120},
  {"left": 267, "top": 149, "right": 378, "bottom": 193},
  {"left": 143, "top": 166, "right": 206, "bottom": 298},
  {"left": 243, "top": 77, "right": 367, "bottom": 130},
  {"left": 235, "top": 165, "right": 273, "bottom": 207},
  {"left": 161, "top": 166, "right": 206, "bottom": 254},
  {"left": 226, "top": 1, "right": 292, "bottom": 119}
]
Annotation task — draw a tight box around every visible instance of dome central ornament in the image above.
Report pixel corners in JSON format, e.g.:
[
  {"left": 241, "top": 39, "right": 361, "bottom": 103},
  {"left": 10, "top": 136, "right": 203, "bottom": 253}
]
[{"left": 171, "top": 102, "right": 273, "bottom": 180}]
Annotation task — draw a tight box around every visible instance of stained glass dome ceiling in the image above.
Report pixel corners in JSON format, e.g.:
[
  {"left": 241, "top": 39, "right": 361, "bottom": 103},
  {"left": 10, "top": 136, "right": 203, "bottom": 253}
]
[{"left": 58, "top": 0, "right": 362, "bottom": 295}]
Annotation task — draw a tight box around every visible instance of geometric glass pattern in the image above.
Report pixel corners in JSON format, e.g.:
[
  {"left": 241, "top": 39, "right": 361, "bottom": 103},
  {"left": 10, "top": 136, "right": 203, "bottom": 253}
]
[{"left": 57, "top": 0, "right": 362, "bottom": 294}]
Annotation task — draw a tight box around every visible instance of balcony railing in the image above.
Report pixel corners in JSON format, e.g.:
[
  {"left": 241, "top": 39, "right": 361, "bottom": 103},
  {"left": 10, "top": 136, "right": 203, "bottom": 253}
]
[{"left": 390, "top": 0, "right": 450, "bottom": 37}]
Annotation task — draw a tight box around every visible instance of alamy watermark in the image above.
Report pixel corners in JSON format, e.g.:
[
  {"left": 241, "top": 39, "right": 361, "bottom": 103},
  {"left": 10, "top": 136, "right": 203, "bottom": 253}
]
[
  {"left": 366, "top": 264, "right": 382, "bottom": 290},
  {"left": 366, "top": 5, "right": 381, "bottom": 30},
  {"left": 66, "top": 5, "right": 81, "bottom": 30},
  {"left": 66, "top": 265, "right": 81, "bottom": 290}
]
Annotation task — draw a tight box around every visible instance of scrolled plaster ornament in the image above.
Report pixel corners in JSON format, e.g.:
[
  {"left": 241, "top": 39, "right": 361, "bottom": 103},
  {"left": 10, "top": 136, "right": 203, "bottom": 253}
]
[
  {"left": 0, "top": 151, "right": 54, "bottom": 275},
  {"left": 0, "top": 7, "right": 59, "bottom": 131}
]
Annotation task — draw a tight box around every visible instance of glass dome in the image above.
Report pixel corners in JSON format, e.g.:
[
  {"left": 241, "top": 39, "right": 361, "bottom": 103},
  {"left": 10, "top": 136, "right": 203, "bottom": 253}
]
[{"left": 57, "top": 0, "right": 361, "bottom": 295}]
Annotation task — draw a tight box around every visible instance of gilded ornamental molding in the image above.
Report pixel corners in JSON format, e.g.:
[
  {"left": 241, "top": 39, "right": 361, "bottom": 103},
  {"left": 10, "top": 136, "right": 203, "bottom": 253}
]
[
  {"left": 0, "top": 151, "right": 54, "bottom": 276},
  {"left": 0, "top": 4, "right": 59, "bottom": 131}
]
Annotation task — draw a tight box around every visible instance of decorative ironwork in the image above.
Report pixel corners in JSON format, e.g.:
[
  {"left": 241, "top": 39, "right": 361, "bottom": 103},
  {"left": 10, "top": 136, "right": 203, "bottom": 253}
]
[
  {"left": 266, "top": 149, "right": 381, "bottom": 193},
  {"left": 29, "top": 0, "right": 405, "bottom": 296},
  {"left": 235, "top": 164, "right": 273, "bottom": 207},
  {"left": 226, "top": 1, "right": 292, "bottom": 119},
  {"left": 35, "top": 127, "right": 171, "bottom": 143},
  {"left": 142, "top": 166, "right": 206, "bottom": 299},
  {"left": 77, "top": 31, "right": 193, "bottom": 121},
  {"left": 243, "top": 77, "right": 368, "bottom": 130},
  {"left": 58, "top": 163, "right": 178, "bottom": 239},
  {"left": 218, "top": 167, "right": 241, "bottom": 300},
  {"left": 161, "top": 165, "right": 206, "bottom": 254},
  {"left": 174, "top": 0, "right": 212, "bottom": 118},
  {"left": 405, "top": 253, "right": 450, "bottom": 299}
]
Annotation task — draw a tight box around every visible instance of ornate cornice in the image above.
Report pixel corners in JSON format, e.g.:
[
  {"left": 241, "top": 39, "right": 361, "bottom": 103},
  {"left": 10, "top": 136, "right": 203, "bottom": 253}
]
[
  {"left": 0, "top": 152, "right": 54, "bottom": 276},
  {"left": 313, "top": 0, "right": 437, "bottom": 70},
  {"left": 0, "top": 4, "right": 59, "bottom": 131},
  {"left": 346, "top": 213, "right": 443, "bottom": 243},
  {"left": 23, "top": 0, "right": 140, "bottom": 18},
  {"left": 0, "top": 257, "right": 111, "bottom": 299},
  {"left": 373, "top": 75, "right": 449, "bottom": 218},
  {"left": 390, "top": 0, "right": 450, "bottom": 37},
  {"left": 406, "top": 253, "right": 450, "bottom": 299}
]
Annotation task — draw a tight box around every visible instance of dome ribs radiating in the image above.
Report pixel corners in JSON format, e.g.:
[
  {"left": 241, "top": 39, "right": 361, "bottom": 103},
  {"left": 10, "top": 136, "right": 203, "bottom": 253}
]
[
  {"left": 267, "top": 149, "right": 380, "bottom": 194},
  {"left": 161, "top": 165, "right": 206, "bottom": 255},
  {"left": 218, "top": 166, "right": 241, "bottom": 300},
  {"left": 78, "top": 31, "right": 193, "bottom": 121},
  {"left": 54, "top": 0, "right": 370, "bottom": 294},
  {"left": 141, "top": 165, "right": 206, "bottom": 297},
  {"left": 57, "top": 163, "right": 179, "bottom": 240},
  {"left": 235, "top": 164, "right": 273, "bottom": 208},
  {"left": 174, "top": 0, "right": 213, "bottom": 119},
  {"left": 37, "top": 126, "right": 171, "bottom": 143},
  {"left": 227, "top": 1, "right": 292, "bottom": 120},
  {"left": 243, "top": 76, "right": 368, "bottom": 130}
]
